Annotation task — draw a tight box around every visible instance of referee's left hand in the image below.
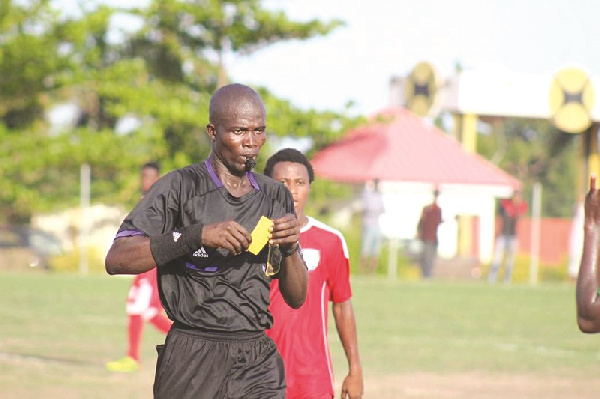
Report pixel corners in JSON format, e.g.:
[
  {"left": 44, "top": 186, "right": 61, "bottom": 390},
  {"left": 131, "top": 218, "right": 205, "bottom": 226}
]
[{"left": 269, "top": 213, "right": 300, "bottom": 251}]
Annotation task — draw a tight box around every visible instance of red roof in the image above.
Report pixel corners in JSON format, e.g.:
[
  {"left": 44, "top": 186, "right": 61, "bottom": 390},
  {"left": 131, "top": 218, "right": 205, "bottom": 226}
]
[{"left": 310, "top": 107, "right": 520, "bottom": 189}]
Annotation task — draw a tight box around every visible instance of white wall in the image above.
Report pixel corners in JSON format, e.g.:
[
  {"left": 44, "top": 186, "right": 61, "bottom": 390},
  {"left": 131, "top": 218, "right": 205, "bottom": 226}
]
[{"left": 378, "top": 181, "right": 510, "bottom": 263}]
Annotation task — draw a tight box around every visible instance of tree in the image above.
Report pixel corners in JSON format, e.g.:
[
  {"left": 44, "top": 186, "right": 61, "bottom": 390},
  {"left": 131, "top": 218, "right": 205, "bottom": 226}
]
[
  {"left": 122, "top": 0, "right": 345, "bottom": 162},
  {"left": 0, "top": 0, "right": 354, "bottom": 223},
  {"left": 130, "top": 0, "right": 343, "bottom": 86},
  {"left": 477, "top": 117, "right": 578, "bottom": 217},
  {"left": 0, "top": 0, "right": 70, "bottom": 129}
]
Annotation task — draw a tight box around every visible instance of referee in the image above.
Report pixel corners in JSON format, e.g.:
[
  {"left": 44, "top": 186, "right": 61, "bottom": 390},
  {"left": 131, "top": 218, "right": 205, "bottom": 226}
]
[{"left": 105, "top": 83, "right": 308, "bottom": 398}]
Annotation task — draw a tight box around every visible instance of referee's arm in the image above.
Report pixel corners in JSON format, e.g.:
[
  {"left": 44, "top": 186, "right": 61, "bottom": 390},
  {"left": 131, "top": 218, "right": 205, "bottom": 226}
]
[
  {"left": 278, "top": 250, "right": 308, "bottom": 309},
  {"left": 106, "top": 235, "right": 157, "bottom": 275},
  {"left": 270, "top": 213, "right": 308, "bottom": 309}
]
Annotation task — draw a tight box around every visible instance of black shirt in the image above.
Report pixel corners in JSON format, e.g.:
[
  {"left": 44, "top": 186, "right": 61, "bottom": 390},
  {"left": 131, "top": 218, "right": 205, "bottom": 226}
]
[{"left": 118, "top": 159, "right": 294, "bottom": 333}]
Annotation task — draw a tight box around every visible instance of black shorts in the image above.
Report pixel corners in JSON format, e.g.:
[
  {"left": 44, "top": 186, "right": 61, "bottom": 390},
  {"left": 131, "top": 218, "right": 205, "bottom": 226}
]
[{"left": 153, "top": 326, "right": 285, "bottom": 399}]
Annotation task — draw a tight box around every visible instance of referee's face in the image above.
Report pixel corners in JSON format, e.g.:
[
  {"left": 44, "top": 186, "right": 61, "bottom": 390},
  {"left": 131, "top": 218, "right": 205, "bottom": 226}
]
[{"left": 208, "top": 100, "right": 266, "bottom": 175}]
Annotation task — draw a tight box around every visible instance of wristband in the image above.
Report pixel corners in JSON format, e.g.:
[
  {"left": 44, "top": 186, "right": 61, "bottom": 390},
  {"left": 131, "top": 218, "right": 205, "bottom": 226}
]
[
  {"left": 281, "top": 241, "right": 301, "bottom": 258},
  {"left": 149, "top": 223, "right": 204, "bottom": 266}
]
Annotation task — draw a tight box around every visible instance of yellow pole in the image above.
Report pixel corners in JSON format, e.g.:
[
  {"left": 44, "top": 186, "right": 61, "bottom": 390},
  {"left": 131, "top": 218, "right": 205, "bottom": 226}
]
[
  {"left": 457, "top": 114, "right": 478, "bottom": 257},
  {"left": 587, "top": 124, "right": 600, "bottom": 187},
  {"left": 461, "top": 113, "right": 478, "bottom": 154},
  {"left": 452, "top": 113, "right": 461, "bottom": 140}
]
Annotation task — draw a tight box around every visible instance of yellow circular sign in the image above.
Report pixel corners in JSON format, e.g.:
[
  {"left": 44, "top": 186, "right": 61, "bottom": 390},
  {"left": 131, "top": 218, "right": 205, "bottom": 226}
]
[
  {"left": 404, "top": 62, "right": 438, "bottom": 117},
  {"left": 549, "top": 67, "right": 594, "bottom": 133}
]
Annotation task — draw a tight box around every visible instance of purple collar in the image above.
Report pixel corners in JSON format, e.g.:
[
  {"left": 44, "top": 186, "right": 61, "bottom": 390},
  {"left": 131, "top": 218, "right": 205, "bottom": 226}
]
[{"left": 204, "top": 158, "right": 259, "bottom": 190}]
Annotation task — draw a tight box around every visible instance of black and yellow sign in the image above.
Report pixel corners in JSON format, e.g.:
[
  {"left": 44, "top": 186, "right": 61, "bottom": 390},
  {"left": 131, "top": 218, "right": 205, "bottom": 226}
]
[
  {"left": 549, "top": 67, "right": 594, "bottom": 133},
  {"left": 404, "top": 62, "right": 438, "bottom": 117}
]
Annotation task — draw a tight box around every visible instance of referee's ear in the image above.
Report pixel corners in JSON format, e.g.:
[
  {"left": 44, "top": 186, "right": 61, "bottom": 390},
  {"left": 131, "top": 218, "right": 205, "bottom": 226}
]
[{"left": 207, "top": 124, "right": 216, "bottom": 141}]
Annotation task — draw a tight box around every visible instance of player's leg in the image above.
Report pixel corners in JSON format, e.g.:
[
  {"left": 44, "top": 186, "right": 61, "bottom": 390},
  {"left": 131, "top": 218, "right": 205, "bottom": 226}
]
[
  {"left": 127, "top": 314, "right": 144, "bottom": 361},
  {"left": 149, "top": 312, "right": 172, "bottom": 334},
  {"left": 105, "top": 314, "right": 143, "bottom": 372}
]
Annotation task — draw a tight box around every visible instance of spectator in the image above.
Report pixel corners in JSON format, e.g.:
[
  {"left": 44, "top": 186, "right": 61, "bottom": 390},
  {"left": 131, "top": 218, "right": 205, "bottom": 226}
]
[
  {"left": 488, "top": 190, "right": 528, "bottom": 283},
  {"left": 360, "top": 178, "right": 385, "bottom": 273},
  {"left": 417, "top": 189, "right": 443, "bottom": 279}
]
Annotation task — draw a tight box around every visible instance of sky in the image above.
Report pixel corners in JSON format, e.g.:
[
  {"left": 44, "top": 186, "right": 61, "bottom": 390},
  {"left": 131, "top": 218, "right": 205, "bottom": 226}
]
[{"left": 58, "top": 0, "right": 600, "bottom": 117}]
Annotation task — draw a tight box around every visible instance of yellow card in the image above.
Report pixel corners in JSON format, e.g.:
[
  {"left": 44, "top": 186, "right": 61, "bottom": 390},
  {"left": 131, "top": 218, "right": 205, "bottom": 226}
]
[{"left": 248, "top": 216, "right": 272, "bottom": 255}]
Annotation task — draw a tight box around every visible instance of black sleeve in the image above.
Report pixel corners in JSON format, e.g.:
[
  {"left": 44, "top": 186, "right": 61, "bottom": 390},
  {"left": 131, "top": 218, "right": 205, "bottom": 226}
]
[
  {"left": 271, "top": 182, "right": 296, "bottom": 219},
  {"left": 119, "top": 171, "right": 182, "bottom": 236}
]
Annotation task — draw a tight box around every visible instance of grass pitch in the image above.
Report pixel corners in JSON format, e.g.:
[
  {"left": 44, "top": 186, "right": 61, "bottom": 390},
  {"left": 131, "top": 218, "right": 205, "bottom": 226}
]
[{"left": 1, "top": 271, "right": 599, "bottom": 398}]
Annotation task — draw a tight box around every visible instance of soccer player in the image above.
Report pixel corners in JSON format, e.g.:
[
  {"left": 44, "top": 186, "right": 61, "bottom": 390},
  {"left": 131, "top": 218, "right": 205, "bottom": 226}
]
[
  {"left": 264, "top": 148, "right": 363, "bottom": 399},
  {"left": 577, "top": 174, "right": 600, "bottom": 333},
  {"left": 106, "top": 162, "right": 173, "bottom": 372},
  {"left": 105, "top": 84, "right": 308, "bottom": 398}
]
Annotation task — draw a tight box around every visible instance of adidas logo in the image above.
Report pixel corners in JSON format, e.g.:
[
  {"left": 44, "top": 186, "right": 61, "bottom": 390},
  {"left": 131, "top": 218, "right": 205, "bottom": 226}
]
[
  {"left": 173, "top": 232, "right": 181, "bottom": 242},
  {"left": 192, "top": 247, "right": 208, "bottom": 258}
]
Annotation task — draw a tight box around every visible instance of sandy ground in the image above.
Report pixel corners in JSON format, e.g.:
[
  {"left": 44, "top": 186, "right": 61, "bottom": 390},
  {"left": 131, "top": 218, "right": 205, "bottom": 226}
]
[
  {"left": 357, "top": 372, "right": 598, "bottom": 399},
  {"left": 2, "top": 353, "right": 599, "bottom": 399}
]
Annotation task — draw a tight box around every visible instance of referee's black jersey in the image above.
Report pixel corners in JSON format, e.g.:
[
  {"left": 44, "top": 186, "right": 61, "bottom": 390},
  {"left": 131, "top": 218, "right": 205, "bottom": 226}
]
[{"left": 118, "top": 159, "right": 294, "bottom": 333}]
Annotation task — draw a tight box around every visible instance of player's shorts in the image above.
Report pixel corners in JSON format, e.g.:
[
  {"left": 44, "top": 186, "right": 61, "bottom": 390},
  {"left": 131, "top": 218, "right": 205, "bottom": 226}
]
[
  {"left": 153, "top": 325, "right": 285, "bottom": 399},
  {"left": 126, "top": 273, "right": 162, "bottom": 320}
]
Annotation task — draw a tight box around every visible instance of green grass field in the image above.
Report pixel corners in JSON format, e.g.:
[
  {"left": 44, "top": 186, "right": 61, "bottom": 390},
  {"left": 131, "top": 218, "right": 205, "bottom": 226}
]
[{"left": 1, "top": 271, "right": 600, "bottom": 398}]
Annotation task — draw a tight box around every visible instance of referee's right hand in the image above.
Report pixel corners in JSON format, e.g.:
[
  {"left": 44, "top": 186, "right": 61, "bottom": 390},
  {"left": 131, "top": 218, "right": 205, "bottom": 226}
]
[{"left": 202, "top": 221, "right": 252, "bottom": 256}]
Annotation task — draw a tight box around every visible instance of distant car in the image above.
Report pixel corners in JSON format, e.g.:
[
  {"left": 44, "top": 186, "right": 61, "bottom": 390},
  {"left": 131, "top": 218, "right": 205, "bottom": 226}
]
[{"left": 0, "top": 227, "right": 63, "bottom": 270}]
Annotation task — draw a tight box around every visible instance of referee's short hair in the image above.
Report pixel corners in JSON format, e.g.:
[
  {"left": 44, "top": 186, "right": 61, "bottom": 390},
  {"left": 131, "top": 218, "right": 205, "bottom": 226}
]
[{"left": 264, "top": 148, "right": 314, "bottom": 184}]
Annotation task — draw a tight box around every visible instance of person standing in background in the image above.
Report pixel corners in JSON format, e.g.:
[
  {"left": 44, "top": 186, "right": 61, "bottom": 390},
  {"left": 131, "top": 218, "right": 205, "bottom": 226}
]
[
  {"left": 264, "top": 148, "right": 363, "bottom": 399},
  {"left": 106, "top": 162, "right": 173, "bottom": 373},
  {"left": 417, "top": 189, "right": 443, "bottom": 279},
  {"left": 488, "top": 190, "right": 528, "bottom": 283},
  {"left": 360, "top": 178, "right": 385, "bottom": 273}
]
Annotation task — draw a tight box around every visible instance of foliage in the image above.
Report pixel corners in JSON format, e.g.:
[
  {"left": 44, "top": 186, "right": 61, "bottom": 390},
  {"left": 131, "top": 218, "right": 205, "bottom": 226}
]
[
  {"left": 477, "top": 118, "right": 579, "bottom": 217},
  {"left": 0, "top": 0, "right": 69, "bottom": 129},
  {"left": 0, "top": 123, "right": 162, "bottom": 222},
  {"left": 0, "top": 0, "right": 350, "bottom": 222},
  {"left": 129, "top": 0, "right": 343, "bottom": 85},
  {"left": 49, "top": 245, "right": 106, "bottom": 273}
]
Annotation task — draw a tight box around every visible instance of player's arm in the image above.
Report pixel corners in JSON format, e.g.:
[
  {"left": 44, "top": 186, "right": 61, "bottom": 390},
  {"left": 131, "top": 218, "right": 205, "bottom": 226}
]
[
  {"left": 576, "top": 174, "right": 600, "bottom": 333},
  {"left": 270, "top": 213, "right": 308, "bottom": 309},
  {"left": 333, "top": 300, "right": 363, "bottom": 399}
]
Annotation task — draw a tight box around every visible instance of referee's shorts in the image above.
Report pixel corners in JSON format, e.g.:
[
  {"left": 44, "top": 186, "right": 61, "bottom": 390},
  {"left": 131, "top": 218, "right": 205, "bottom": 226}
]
[{"left": 153, "top": 325, "right": 285, "bottom": 399}]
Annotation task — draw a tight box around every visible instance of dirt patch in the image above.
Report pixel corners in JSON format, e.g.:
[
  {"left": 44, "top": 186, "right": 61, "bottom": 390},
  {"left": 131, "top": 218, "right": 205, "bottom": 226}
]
[{"left": 357, "top": 372, "right": 598, "bottom": 399}]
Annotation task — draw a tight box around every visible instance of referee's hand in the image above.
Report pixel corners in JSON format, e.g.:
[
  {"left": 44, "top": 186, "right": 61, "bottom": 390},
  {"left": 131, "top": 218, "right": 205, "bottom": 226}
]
[
  {"left": 269, "top": 213, "right": 300, "bottom": 250},
  {"left": 202, "top": 220, "right": 251, "bottom": 256}
]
